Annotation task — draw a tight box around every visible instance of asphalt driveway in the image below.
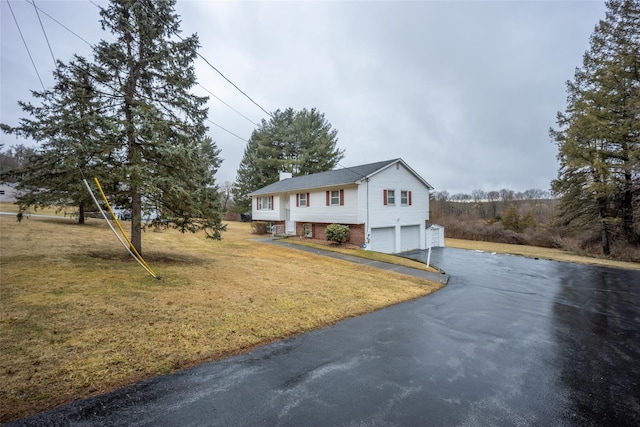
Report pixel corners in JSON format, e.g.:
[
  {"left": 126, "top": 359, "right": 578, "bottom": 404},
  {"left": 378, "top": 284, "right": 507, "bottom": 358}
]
[{"left": 9, "top": 248, "right": 640, "bottom": 426}]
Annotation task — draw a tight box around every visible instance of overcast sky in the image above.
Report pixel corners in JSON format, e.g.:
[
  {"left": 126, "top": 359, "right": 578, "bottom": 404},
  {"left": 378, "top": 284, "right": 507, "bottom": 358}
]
[{"left": 1, "top": 0, "right": 606, "bottom": 195}]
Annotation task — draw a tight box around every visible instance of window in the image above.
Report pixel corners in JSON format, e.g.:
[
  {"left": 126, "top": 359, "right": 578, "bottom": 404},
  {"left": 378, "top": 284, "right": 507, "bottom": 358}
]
[
  {"left": 257, "top": 196, "right": 273, "bottom": 210},
  {"left": 330, "top": 190, "right": 340, "bottom": 205},
  {"left": 304, "top": 223, "right": 313, "bottom": 238},
  {"left": 384, "top": 189, "right": 395, "bottom": 205},
  {"left": 400, "top": 190, "right": 412, "bottom": 206},
  {"left": 297, "top": 192, "right": 310, "bottom": 207},
  {"left": 326, "top": 189, "right": 344, "bottom": 206}
]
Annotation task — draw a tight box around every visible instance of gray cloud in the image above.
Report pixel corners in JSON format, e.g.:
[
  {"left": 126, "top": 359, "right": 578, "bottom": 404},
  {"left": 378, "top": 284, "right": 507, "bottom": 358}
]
[{"left": 1, "top": 0, "right": 606, "bottom": 195}]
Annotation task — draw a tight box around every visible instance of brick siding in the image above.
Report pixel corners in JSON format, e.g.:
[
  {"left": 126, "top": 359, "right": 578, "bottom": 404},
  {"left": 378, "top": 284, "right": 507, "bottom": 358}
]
[{"left": 295, "top": 222, "right": 365, "bottom": 247}]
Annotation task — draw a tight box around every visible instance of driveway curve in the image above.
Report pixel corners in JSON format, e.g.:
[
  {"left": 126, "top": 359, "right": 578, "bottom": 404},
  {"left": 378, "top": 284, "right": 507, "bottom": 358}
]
[{"left": 8, "top": 248, "right": 640, "bottom": 426}]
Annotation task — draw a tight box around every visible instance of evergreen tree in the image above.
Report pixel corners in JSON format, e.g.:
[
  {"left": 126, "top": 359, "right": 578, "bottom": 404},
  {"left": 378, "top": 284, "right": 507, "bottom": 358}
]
[
  {"left": 2, "top": 0, "right": 225, "bottom": 252},
  {"left": 502, "top": 204, "right": 521, "bottom": 233},
  {"left": 92, "top": 0, "right": 225, "bottom": 252},
  {"left": 551, "top": 0, "right": 640, "bottom": 255},
  {"left": 295, "top": 108, "right": 343, "bottom": 174},
  {"left": 232, "top": 107, "right": 344, "bottom": 212},
  {"left": 1, "top": 57, "right": 119, "bottom": 224},
  {"left": 231, "top": 137, "right": 262, "bottom": 213}
]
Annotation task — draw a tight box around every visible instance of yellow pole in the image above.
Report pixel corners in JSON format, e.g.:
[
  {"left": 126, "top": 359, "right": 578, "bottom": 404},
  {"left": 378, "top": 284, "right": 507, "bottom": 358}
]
[{"left": 93, "top": 177, "right": 157, "bottom": 277}]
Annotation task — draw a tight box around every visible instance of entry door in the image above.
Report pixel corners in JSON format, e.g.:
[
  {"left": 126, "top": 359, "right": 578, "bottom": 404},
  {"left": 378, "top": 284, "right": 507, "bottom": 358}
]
[{"left": 285, "top": 208, "right": 295, "bottom": 234}]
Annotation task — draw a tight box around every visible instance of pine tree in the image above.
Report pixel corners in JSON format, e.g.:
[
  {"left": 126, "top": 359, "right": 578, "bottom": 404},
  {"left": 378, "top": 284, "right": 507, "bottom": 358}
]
[
  {"left": 1, "top": 56, "right": 119, "bottom": 224},
  {"left": 551, "top": 0, "right": 640, "bottom": 255},
  {"left": 92, "top": 0, "right": 225, "bottom": 252},
  {"left": 232, "top": 107, "right": 344, "bottom": 212},
  {"left": 231, "top": 137, "right": 262, "bottom": 214},
  {"left": 502, "top": 204, "right": 521, "bottom": 233}
]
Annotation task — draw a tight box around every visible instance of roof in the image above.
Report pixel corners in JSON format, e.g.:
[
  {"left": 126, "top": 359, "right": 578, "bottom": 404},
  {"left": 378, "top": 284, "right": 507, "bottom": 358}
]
[{"left": 249, "top": 158, "right": 433, "bottom": 196}]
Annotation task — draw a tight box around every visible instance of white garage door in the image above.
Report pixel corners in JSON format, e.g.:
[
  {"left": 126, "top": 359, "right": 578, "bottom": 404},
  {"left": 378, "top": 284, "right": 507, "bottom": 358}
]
[
  {"left": 370, "top": 227, "right": 395, "bottom": 253},
  {"left": 400, "top": 225, "right": 420, "bottom": 252}
]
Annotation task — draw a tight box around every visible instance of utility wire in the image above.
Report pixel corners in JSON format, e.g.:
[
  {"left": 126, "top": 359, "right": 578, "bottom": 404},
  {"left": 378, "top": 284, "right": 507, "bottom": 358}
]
[
  {"left": 31, "top": 0, "right": 56, "bottom": 66},
  {"left": 206, "top": 118, "right": 249, "bottom": 142},
  {"left": 85, "top": 0, "right": 258, "bottom": 139},
  {"left": 21, "top": 0, "right": 92, "bottom": 184},
  {"left": 87, "top": 0, "right": 273, "bottom": 120},
  {"left": 194, "top": 50, "right": 273, "bottom": 120},
  {"left": 25, "top": 0, "right": 93, "bottom": 46},
  {"left": 198, "top": 83, "right": 258, "bottom": 126},
  {"left": 25, "top": 0, "right": 254, "bottom": 144},
  {"left": 7, "top": 0, "right": 46, "bottom": 91}
]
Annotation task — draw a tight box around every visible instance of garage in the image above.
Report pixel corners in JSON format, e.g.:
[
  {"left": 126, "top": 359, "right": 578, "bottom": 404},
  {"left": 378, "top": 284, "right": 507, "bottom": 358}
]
[
  {"left": 400, "top": 225, "right": 421, "bottom": 252},
  {"left": 426, "top": 225, "right": 445, "bottom": 247},
  {"left": 370, "top": 227, "right": 395, "bottom": 253}
]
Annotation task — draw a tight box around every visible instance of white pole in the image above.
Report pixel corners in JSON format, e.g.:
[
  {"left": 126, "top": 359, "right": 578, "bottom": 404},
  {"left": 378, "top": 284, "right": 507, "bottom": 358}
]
[
  {"left": 83, "top": 179, "right": 158, "bottom": 279},
  {"left": 426, "top": 225, "right": 433, "bottom": 268}
]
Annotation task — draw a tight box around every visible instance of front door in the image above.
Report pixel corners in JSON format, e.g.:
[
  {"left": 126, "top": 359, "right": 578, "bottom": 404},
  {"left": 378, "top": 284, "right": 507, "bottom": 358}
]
[
  {"left": 285, "top": 208, "right": 295, "bottom": 234},
  {"left": 284, "top": 195, "right": 295, "bottom": 235}
]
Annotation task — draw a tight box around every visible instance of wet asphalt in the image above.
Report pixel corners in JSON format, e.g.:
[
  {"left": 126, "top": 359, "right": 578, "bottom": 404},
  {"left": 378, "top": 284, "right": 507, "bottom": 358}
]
[{"left": 7, "top": 247, "right": 640, "bottom": 426}]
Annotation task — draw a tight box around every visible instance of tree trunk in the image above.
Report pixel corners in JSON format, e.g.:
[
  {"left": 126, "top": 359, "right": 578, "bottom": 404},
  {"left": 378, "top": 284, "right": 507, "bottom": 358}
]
[
  {"left": 621, "top": 170, "right": 637, "bottom": 244},
  {"left": 131, "top": 186, "right": 142, "bottom": 254},
  {"left": 597, "top": 197, "right": 611, "bottom": 256},
  {"left": 78, "top": 202, "right": 85, "bottom": 225},
  {"left": 600, "top": 217, "right": 611, "bottom": 256}
]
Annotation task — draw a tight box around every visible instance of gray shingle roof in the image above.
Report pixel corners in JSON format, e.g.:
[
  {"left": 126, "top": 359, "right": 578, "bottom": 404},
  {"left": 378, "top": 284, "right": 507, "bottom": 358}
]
[{"left": 249, "top": 159, "right": 404, "bottom": 196}]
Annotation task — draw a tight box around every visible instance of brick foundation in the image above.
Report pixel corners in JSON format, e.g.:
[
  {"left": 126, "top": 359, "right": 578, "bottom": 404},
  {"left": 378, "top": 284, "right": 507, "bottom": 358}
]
[{"left": 295, "top": 222, "right": 365, "bottom": 247}]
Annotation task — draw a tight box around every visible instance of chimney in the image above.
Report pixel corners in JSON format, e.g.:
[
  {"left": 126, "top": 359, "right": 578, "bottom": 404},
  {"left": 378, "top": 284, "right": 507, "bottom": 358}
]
[{"left": 279, "top": 171, "right": 292, "bottom": 181}]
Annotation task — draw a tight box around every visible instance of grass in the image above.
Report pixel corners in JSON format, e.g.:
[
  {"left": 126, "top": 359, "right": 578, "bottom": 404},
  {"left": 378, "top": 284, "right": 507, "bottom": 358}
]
[
  {"left": 0, "top": 206, "right": 443, "bottom": 423},
  {"left": 282, "top": 238, "right": 441, "bottom": 273},
  {"left": 446, "top": 238, "right": 640, "bottom": 271}
]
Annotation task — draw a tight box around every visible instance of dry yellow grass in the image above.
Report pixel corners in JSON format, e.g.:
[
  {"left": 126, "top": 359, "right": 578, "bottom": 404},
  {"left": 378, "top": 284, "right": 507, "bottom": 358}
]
[
  {"left": 0, "top": 212, "right": 442, "bottom": 423},
  {"left": 446, "top": 238, "right": 640, "bottom": 271},
  {"left": 283, "top": 238, "right": 441, "bottom": 273}
]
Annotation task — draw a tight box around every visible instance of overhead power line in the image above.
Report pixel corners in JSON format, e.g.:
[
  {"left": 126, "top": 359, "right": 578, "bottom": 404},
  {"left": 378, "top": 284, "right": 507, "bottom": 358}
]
[
  {"left": 7, "top": 0, "right": 45, "bottom": 90},
  {"left": 193, "top": 50, "right": 273, "bottom": 120},
  {"left": 25, "top": 0, "right": 93, "bottom": 46},
  {"left": 31, "top": 0, "right": 56, "bottom": 66},
  {"left": 19, "top": 0, "right": 256, "bottom": 144},
  {"left": 206, "top": 118, "right": 249, "bottom": 142},
  {"left": 89, "top": 0, "right": 273, "bottom": 120},
  {"left": 198, "top": 83, "right": 258, "bottom": 126},
  {"left": 86, "top": 0, "right": 264, "bottom": 131}
]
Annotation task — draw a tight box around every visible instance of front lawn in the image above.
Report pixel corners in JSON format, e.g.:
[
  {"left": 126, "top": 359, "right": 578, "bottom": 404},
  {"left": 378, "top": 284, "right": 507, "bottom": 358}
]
[{"left": 0, "top": 213, "right": 442, "bottom": 422}]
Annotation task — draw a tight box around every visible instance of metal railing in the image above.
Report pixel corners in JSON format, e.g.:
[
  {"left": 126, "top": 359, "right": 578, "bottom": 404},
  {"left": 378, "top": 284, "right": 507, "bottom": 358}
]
[{"left": 270, "top": 224, "right": 285, "bottom": 236}]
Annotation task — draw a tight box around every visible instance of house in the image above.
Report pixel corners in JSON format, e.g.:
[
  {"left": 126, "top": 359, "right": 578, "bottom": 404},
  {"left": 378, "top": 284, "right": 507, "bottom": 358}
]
[
  {"left": 248, "top": 158, "right": 434, "bottom": 254},
  {"left": 0, "top": 183, "right": 20, "bottom": 203}
]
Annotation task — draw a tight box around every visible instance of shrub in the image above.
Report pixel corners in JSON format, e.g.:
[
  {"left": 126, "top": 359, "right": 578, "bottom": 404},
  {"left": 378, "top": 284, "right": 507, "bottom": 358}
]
[
  {"left": 501, "top": 204, "right": 521, "bottom": 232},
  {"left": 326, "top": 223, "right": 350, "bottom": 244},
  {"left": 521, "top": 212, "right": 538, "bottom": 230},
  {"left": 251, "top": 221, "right": 269, "bottom": 235},
  {"left": 525, "top": 227, "right": 564, "bottom": 248}
]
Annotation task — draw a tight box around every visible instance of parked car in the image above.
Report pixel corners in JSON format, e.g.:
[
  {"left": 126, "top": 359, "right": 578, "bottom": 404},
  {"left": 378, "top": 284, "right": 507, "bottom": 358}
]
[
  {"left": 112, "top": 206, "right": 131, "bottom": 221},
  {"left": 240, "top": 212, "right": 252, "bottom": 222}
]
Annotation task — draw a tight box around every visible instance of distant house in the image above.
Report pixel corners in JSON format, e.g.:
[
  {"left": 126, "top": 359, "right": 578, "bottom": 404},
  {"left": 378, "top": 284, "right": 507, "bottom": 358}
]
[
  {"left": 249, "top": 158, "right": 434, "bottom": 253},
  {"left": 0, "top": 183, "right": 20, "bottom": 203}
]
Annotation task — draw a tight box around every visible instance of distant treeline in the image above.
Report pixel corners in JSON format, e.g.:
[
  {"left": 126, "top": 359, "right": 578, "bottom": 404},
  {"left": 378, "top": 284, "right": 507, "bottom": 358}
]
[
  {"left": 430, "top": 189, "right": 639, "bottom": 263},
  {"left": 431, "top": 189, "right": 554, "bottom": 223}
]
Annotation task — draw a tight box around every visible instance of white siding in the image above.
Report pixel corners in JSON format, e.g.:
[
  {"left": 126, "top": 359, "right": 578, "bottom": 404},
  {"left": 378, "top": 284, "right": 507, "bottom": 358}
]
[
  {"left": 359, "top": 162, "right": 430, "bottom": 250},
  {"left": 251, "top": 160, "right": 431, "bottom": 250},
  {"left": 0, "top": 184, "right": 19, "bottom": 202},
  {"left": 426, "top": 225, "right": 445, "bottom": 247},
  {"left": 251, "top": 195, "right": 284, "bottom": 221},
  {"left": 289, "top": 186, "right": 359, "bottom": 224}
]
